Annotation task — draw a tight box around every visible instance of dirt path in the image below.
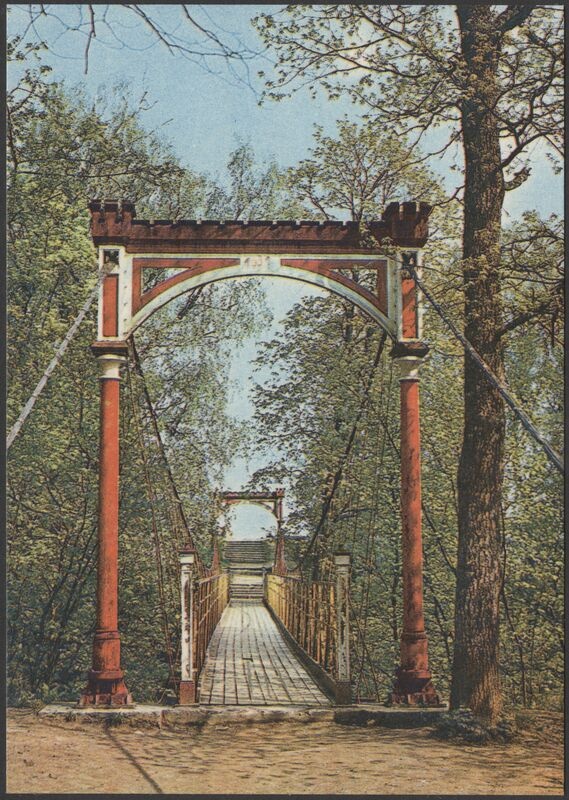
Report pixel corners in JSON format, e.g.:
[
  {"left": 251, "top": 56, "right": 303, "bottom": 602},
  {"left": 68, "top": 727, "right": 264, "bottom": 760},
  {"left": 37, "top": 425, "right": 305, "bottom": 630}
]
[{"left": 7, "top": 709, "right": 564, "bottom": 795}]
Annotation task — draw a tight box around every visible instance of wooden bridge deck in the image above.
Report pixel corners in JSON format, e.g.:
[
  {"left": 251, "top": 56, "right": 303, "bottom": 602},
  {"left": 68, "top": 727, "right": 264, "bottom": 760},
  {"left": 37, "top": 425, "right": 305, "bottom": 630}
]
[{"left": 198, "top": 601, "right": 331, "bottom": 706}]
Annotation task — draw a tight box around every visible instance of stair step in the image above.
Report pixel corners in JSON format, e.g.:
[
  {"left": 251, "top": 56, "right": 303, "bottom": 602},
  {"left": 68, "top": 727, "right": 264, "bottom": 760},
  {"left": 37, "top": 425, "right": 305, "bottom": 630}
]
[
  {"left": 225, "top": 541, "right": 272, "bottom": 549},
  {"left": 226, "top": 545, "right": 269, "bottom": 549},
  {"left": 226, "top": 558, "right": 271, "bottom": 564},
  {"left": 223, "top": 541, "right": 274, "bottom": 584},
  {"left": 230, "top": 582, "right": 264, "bottom": 588},
  {"left": 225, "top": 542, "right": 269, "bottom": 552},
  {"left": 225, "top": 543, "right": 270, "bottom": 547},
  {"left": 226, "top": 553, "right": 269, "bottom": 558}
]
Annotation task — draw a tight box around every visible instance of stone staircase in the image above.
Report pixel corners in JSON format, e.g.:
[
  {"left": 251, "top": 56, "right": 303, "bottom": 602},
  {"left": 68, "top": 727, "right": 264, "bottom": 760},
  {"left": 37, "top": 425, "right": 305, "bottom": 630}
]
[{"left": 224, "top": 539, "right": 273, "bottom": 601}]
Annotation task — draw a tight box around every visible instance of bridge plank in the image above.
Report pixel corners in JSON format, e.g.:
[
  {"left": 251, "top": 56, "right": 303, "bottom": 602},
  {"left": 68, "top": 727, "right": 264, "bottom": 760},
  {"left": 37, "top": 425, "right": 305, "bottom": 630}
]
[{"left": 198, "top": 601, "right": 330, "bottom": 706}]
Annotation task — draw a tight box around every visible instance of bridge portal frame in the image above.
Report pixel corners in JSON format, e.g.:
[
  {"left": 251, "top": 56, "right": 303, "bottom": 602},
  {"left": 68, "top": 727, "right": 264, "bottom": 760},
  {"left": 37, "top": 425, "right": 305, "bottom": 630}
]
[
  {"left": 219, "top": 489, "right": 284, "bottom": 524},
  {"left": 218, "top": 488, "right": 286, "bottom": 574},
  {"left": 79, "top": 199, "right": 439, "bottom": 708}
]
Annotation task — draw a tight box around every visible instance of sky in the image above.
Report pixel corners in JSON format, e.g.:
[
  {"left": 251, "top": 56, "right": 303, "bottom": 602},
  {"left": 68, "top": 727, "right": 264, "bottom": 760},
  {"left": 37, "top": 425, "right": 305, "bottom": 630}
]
[
  {"left": 8, "top": 5, "right": 359, "bottom": 176},
  {"left": 8, "top": 4, "right": 562, "bottom": 212},
  {"left": 8, "top": 4, "right": 564, "bottom": 538}
]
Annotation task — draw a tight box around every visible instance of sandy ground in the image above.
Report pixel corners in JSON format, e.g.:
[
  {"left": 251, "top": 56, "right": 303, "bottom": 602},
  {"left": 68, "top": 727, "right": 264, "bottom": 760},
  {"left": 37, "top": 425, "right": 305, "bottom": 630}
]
[{"left": 6, "top": 708, "right": 564, "bottom": 795}]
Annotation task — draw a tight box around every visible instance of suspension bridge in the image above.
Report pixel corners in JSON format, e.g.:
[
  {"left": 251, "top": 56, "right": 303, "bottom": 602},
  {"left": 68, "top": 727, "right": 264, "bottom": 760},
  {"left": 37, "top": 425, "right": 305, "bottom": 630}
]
[
  {"left": 119, "top": 333, "right": 393, "bottom": 710},
  {"left": 15, "top": 197, "right": 494, "bottom": 711},
  {"left": 196, "top": 539, "right": 332, "bottom": 707},
  {"left": 65, "top": 199, "right": 445, "bottom": 710}
]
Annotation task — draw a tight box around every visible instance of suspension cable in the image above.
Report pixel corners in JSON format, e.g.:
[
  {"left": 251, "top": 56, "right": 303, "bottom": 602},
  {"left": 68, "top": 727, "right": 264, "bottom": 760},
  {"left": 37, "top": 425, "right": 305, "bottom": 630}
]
[
  {"left": 299, "top": 330, "right": 388, "bottom": 567},
  {"left": 129, "top": 337, "right": 204, "bottom": 570},
  {"left": 125, "top": 355, "right": 176, "bottom": 687},
  {"left": 128, "top": 337, "right": 214, "bottom": 695},
  {"left": 128, "top": 340, "right": 184, "bottom": 618},
  {"left": 354, "top": 356, "right": 393, "bottom": 700},
  {"left": 404, "top": 258, "right": 564, "bottom": 475},
  {"left": 7, "top": 265, "right": 107, "bottom": 450}
]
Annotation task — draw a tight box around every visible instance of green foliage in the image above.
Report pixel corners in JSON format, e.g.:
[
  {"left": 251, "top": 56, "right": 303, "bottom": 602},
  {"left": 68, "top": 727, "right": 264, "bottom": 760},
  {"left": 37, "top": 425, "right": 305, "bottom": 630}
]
[
  {"left": 6, "top": 46, "right": 274, "bottom": 703},
  {"left": 431, "top": 710, "right": 518, "bottom": 745},
  {"left": 246, "top": 118, "right": 563, "bottom": 707},
  {"left": 206, "top": 141, "right": 304, "bottom": 220},
  {"left": 7, "top": 24, "right": 563, "bottom": 715},
  {"left": 249, "top": 243, "right": 562, "bottom": 706},
  {"left": 249, "top": 288, "right": 461, "bottom": 699},
  {"left": 254, "top": 6, "right": 563, "bottom": 177},
  {"left": 286, "top": 118, "right": 444, "bottom": 221}
]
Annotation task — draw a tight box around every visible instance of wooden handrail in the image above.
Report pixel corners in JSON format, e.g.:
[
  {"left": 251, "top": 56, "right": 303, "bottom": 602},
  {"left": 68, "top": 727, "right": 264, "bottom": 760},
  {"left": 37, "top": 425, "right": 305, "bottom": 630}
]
[
  {"left": 265, "top": 573, "right": 338, "bottom": 678},
  {"left": 193, "top": 571, "right": 230, "bottom": 681}
]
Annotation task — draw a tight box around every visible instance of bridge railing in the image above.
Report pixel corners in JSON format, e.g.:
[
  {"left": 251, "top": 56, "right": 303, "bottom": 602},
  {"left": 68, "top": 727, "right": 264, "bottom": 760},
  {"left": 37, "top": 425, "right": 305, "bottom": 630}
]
[
  {"left": 178, "top": 547, "right": 229, "bottom": 704},
  {"left": 266, "top": 574, "right": 338, "bottom": 674},
  {"left": 193, "top": 571, "right": 230, "bottom": 680},
  {"left": 265, "top": 552, "right": 351, "bottom": 703}
]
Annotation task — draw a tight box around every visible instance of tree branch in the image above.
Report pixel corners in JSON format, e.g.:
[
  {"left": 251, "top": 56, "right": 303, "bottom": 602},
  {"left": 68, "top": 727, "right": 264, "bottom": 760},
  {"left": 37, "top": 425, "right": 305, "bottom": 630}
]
[
  {"left": 496, "top": 297, "right": 560, "bottom": 339},
  {"left": 496, "top": 5, "right": 535, "bottom": 33}
]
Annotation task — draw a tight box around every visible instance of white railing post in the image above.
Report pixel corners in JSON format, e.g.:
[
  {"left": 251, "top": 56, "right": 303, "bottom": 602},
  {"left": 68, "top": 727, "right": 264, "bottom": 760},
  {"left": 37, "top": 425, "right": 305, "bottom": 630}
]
[
  {"left": 179, "top": 546, "right": 197, "bottom": 704},
  {"left": 334, "top": 551, "right": 352, "bottom": 704}
]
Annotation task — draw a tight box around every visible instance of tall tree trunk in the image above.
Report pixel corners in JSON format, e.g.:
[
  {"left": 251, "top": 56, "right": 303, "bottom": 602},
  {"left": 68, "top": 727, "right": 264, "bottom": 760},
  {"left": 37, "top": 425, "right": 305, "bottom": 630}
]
[{"left": 451, "top": 6, "right": 506, "bottom": 721}]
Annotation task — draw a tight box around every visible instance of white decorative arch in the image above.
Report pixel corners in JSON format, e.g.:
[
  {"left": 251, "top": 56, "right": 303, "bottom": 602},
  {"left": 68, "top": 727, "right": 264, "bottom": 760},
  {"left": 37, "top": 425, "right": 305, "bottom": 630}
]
[{"left": 125, "top": 257, "right": 397, "bottom": 338}]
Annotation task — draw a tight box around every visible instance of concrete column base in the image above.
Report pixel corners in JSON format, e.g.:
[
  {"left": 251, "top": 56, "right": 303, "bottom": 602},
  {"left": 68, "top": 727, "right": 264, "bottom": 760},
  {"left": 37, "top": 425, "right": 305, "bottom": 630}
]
[
  {"left": 334, "top": 681, "right": 352, "bottom": 705},
  {"left": 78, "top": 670, "right": 132, "bottom": 707},
  {"left": 389, "top": 667, "right": 440, "bottom": 707},
  {"left": 178, "top": 680, "right": 196, "bottom": 705}
]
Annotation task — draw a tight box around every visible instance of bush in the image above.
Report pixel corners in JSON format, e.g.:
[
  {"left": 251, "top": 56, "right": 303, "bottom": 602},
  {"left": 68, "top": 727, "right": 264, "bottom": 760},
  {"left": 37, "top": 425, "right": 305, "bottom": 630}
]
[{"left": 431, "top": 710, "right": 518, "bottom": 745}]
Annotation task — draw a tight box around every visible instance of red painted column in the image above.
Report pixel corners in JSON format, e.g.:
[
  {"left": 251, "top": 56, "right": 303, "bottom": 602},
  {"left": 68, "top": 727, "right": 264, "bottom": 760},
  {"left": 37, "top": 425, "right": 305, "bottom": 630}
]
[
  {"left": 79, "top": 347, "right": 132, "bottom": 706},
  {"left": 390, "top": 350, "right": 439, "bottom": 706}
]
